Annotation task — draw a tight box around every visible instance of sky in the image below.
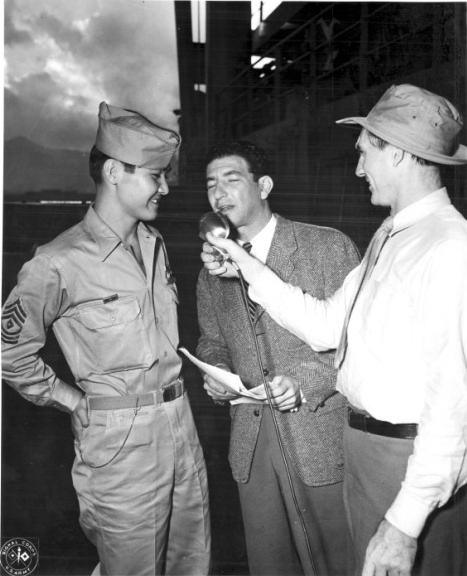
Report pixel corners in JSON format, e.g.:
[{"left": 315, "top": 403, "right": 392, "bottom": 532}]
[{"left": 4, "top": 0, "right": 180, "bottom": 152}]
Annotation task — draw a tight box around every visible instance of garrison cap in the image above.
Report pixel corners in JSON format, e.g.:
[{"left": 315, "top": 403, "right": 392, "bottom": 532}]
[{"left": 95, "top": 102, "right": 181, "bottom": 170}]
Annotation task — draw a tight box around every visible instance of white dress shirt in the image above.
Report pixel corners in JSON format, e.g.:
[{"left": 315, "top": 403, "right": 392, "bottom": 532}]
[
  {"left": 249, "top": 189, "right": 467, "bottom": 538},
  {"left": 241, "top": 213, "right": 277, "bottom": 262}
]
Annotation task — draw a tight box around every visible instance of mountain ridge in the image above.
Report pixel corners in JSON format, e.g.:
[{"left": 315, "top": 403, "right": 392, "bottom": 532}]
[{"left": 4, "top": 136, "right": 94, "bottom": 195}]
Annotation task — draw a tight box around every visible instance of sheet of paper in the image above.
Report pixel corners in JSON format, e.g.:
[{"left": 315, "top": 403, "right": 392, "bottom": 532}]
[
  {"left": 230, "top": 396, "right": 264, "bottom": 406},
  {"left": 179, "top": 347, "right": 267, "bottom": 403}
]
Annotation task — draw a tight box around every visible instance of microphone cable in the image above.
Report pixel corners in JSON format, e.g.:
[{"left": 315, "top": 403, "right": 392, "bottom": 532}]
[{"left": 236, "top": 268, "right": 317, "bottom": 575}]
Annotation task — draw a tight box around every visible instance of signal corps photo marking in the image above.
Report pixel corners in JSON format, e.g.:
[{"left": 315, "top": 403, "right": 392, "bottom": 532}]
[{"left": 0, "top": 538, "right": 39, "bottom": 576}]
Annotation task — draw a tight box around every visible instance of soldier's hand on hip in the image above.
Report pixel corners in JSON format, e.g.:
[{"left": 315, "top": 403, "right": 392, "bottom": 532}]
[{"left": 72, "top": 396, "right": 90, "bottom": 428}]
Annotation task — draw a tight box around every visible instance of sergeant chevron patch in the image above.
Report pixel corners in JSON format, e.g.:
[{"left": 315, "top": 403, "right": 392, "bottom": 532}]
[{"left": 2, "top": 297, "right": 27, "bottom": 344}]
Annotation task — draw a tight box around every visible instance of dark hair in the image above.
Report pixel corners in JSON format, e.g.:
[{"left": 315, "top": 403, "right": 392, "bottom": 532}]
[
  {"left": 365, "top": 130, "right": 436, "bottom": 167},
  {"left": 207, "top": 140, "right": 270, "bottom": 182},
  {"left": 89, "top": 145, "right": 136, "bottom": 185},
  {"left": 366, "top": 131, "right": 388, "bottom": 151}
]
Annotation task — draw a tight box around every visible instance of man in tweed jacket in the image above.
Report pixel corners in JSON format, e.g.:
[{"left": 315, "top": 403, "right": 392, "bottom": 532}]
[{"left": 196, "top": 140, "right": 360, "bottom": 575}]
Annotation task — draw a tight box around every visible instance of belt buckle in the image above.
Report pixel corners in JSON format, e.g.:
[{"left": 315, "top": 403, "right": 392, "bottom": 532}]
[
  {"left": 362, "top": 413, "right": 368, "bottom": 433},
  {"left": 348, "top": 407, "right": 368, "bottom": 433},
  {"left": 162, "top": 383, "right": 177, "bottom": 403}
]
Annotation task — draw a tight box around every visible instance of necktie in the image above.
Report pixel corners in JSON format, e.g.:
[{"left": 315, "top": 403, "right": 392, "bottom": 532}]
[
  {"left": 335, "top": 217, "right": 393, "bottom": 369},
  {"left": 242, "top": 242, "right": 257, "bottom": 324}
]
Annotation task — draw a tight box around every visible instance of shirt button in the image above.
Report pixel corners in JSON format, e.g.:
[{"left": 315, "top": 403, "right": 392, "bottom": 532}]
[
  {"left": 254, "top": 409, "right": 260, "bottom": 417},
  {"left": 263, "top": 368, "right": 269, "bottom": 376}
]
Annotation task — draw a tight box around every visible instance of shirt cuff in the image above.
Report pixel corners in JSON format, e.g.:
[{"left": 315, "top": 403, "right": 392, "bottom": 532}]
[
  {"left": 51, "top": 380, "right": 84, "bottom": 413},
  {"left": 385, "top": 488, "right": 435, "bottom": 538}
]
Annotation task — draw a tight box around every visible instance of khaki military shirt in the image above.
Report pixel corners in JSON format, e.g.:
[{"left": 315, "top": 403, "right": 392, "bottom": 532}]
[{"left": 2, "top": 206, "right": 182, "bottom": 413}]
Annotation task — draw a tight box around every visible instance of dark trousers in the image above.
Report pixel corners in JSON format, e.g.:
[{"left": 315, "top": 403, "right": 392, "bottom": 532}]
[
  {"left": 343, "top": 422, "right": 467, "bottom": 575},
  {"left": 237, "top": 407, "right": 350, "bottom": 576}
]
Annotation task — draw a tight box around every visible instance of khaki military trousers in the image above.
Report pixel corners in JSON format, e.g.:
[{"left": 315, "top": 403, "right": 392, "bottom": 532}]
[{"left": 72, "top": 392, "right": 211, "bottom": 576}]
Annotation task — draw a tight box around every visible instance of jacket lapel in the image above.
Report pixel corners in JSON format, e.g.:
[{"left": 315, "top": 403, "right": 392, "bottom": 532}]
[
  {"left": 220, "top": 277, "right": 252, "bottom": 331},
  {"left": 256, "top": 215, "right": 298, "bottom": 322},
  {"left": 217, "top": 216, "right": 298, "bottom": 328}
]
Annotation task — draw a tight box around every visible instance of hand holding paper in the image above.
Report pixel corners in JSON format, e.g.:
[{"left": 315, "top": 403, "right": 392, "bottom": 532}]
[{"left": 179, "top": 347, "right": 267, "bottom": 405}]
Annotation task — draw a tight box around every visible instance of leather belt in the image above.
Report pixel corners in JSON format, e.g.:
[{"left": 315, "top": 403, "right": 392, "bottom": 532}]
[
  {"left": 88, "top": 378, "right": 184, "bottom": 410},
  {"left": 347, "top": 407, "right": 417, "bottom": 439}
]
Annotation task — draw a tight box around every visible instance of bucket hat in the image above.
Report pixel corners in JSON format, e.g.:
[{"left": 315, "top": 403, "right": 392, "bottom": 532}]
[{"left": 337, "top": 84, "right": 467, "bottom": 165}]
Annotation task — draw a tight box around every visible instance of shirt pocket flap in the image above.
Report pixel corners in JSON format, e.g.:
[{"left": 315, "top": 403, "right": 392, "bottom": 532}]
[{"left": 78, "top": 297, "right": 141, "bottom": 330}]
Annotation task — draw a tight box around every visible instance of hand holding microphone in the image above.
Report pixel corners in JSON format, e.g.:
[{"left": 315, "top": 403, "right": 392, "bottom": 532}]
[
  {"left": 198, "top": 211, "right": 265, "bottom": 281},
  {"left": 198, "top": 211, "right": 230, "bottom": 263},
  {"left": 204, "top": 232, "right": 265, "bottom": 284},
  {"left": 199, "top": 211, "right": 238, "bottom": 278}
]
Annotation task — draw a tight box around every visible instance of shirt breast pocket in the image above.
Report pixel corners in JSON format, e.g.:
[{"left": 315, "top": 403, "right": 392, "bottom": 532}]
[{"left": 74, "top": 296, "right": 153, "bottom": 375}]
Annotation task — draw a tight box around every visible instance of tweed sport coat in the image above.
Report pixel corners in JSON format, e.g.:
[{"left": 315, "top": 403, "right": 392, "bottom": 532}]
[{"left": 196, "top": 215, "right": 360, "bottom": 486}]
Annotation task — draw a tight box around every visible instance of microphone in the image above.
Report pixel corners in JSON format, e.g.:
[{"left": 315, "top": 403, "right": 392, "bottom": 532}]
[{"left": 198, "top": 211, "right": 231, "bottom": 263}]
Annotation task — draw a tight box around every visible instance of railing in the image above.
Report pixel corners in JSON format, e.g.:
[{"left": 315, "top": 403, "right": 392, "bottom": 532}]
[{"left": 215, "top": 2, "right": 453, "bottom": 139}]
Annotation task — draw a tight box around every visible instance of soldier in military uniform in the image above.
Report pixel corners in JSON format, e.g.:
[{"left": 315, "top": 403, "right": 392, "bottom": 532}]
[{"left": 2, "top": 102, "right": 211, "bottom": 576}]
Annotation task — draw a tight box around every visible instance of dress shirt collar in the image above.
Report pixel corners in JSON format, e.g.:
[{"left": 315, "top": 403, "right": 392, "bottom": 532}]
[
  {"left": 391, "top": 188, "right": 451, "bottom": 236},
  {"left": 84, "top": 205, "right": 159, "bottom": 261},
  {"left": 241, "top": 214, "right": 277, "bottom": 263}
]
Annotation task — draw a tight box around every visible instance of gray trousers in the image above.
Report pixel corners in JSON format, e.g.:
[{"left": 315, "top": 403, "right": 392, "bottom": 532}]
[
  {"left": 343, "top": 422, "right": 467, "bottom": 575},
  {"left": 238, "top": 407, "right": 350, "bottom": 576}
]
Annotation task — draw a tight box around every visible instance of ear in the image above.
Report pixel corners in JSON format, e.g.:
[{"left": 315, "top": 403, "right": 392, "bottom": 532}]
[
  {"left": 258, "top": 175, "right": 273, "bottom": 199},
  {"left": 392, "top": 148, "right": 405, "bottom": 167},
  {"left": 102, "top": 159, "right": 122, "bottom": 184}
]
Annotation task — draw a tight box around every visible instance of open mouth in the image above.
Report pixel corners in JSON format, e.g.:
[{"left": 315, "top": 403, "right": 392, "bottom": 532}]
[{"left": 217, "top": 204, "right": 233, "bottom": 213}]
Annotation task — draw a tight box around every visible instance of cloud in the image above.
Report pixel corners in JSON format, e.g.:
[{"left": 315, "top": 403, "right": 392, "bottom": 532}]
[
  {"left": 4, "top": 0, "right": 33, "bottom": 45},
  {"left": 5, "top": 81, "right": 97, "bottom": 151},
  {"left": 35, "top": 12, "right": 84, "bottom": 49},
  {"left": 80, "top": 2, "right": 180, "bottom": 123},
  {"left": 5, "top": 0, "right": 180, "bottom": 151}
]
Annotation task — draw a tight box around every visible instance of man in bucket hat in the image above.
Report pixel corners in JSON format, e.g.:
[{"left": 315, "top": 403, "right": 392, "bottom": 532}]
[
  {"left": 2, "top": 102, "right": 211, "bottom": 575},
  {"left": 200, "top": 84, "right": 467, "bottom": 575}
]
